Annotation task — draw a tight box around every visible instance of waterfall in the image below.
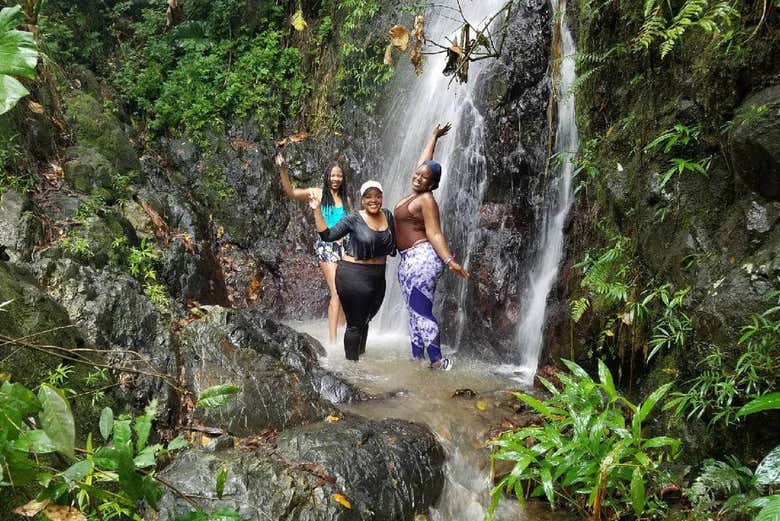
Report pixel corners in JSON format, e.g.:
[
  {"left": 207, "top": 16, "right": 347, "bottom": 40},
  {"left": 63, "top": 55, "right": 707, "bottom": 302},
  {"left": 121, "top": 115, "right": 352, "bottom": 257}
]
[
  {"left": 375, "top": 0, "right": 503, "bottom": 338},
  {"left": 515, "top": 0, "right": 579, "bottom": 380}
]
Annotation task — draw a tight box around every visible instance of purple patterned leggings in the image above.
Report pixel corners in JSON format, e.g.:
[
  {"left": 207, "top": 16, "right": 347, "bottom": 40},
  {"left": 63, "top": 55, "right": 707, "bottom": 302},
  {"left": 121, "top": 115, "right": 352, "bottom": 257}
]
[{"left": 397, "top": 241, "right": 444, "bottom": 362}]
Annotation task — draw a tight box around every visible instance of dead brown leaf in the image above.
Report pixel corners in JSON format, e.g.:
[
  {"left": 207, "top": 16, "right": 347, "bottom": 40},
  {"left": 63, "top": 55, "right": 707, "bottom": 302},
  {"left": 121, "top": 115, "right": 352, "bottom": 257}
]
[
  {"left": 274, "top": 131, "right": 311, "bottom": 148},
  {"left": 42, "top": 505, "right": 87, "bottom": 521},
  {"left": 12, "top": 499, "right": 49, "bottom": 517},
  {"left": 383, "top": 44, "right": 394, "bottom": 66},
  {"left": 389, "top": 25, "right": 410, "bottom": 51}
]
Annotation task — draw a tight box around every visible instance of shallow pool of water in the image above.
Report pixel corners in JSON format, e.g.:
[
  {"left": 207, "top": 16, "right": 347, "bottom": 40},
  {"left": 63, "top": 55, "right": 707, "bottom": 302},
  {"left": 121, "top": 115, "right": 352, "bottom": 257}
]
[{"left": 288, "top": 321, "right": 574, "bottom": 521}]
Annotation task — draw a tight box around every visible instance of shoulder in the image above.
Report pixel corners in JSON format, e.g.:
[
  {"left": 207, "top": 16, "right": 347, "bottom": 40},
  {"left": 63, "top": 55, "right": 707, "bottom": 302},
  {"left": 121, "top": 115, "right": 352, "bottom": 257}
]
[{"left": 417, "top": 192, "right": 438, "bottom": 208}]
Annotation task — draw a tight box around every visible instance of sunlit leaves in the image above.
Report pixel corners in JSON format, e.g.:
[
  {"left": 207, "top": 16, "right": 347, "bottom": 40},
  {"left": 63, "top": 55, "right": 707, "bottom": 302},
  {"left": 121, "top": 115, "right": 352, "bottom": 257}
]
[
  {"left": 196, "top": 384, "right": 241, "bottom": 408},
  {"left": 0, "top": 5, "right": 38, "bottom": 115}
]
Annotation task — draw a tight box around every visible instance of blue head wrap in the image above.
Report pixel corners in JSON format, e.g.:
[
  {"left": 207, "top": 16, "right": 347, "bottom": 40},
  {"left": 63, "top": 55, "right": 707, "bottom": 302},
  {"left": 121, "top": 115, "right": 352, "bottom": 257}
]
[{"left": 422, "top": 160, "right": 442, "bottom": 190}]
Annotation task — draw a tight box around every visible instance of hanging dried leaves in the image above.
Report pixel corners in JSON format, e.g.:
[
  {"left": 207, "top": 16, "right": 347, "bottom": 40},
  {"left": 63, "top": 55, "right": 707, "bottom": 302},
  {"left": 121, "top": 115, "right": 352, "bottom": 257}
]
[
  {"left": 274, "top": 131, "right": 311, "bottom": 148},
  {"left": 291, "top": 9, "right": 307, "bottom": 31},
  {"left": 442, "top": 24, "right": 471, "bottom": 83},
  {"left": 389, "top": 25, "right": 410, "bottom": 51},
  {"left": 165, "top": 0, "right": 181, "bottom": 31},
  {"left": 383, "top": 44, "right": 394, "bottom": 66},
  {"left": 410, "top": 15, "right": 426, "bottom": 75}
]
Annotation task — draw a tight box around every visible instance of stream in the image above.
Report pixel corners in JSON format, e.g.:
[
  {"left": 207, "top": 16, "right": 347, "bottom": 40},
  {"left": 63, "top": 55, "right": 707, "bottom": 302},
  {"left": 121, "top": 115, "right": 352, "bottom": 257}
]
[{"left": 290, "top": 321, "right": 573, "bottom": 521}]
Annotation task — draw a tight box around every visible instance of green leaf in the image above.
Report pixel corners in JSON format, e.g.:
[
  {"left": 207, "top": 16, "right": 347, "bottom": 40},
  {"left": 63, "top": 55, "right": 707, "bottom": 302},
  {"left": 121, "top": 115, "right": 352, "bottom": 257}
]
[
  {"left": 113, "top": 419, "right": 132, "bottom": 456},
  {"left": 133, "top": 445, "right": 159, "bottom": 468},
  {"left": 515, "top": 393, "right": 555, "bottom": 419},
  {"left": 62, "top": 460, "right": 93, "bottom": 483},
  {"left": 175, "top": 513, "right": 209, "bottom": 521},
  {"left": 0, "top": 6, "right": 37, "bottom": 76},
  {"left": 134, "top": 414, "right": 153, "bottom": 453},
  {"left": 93, "top": 447, "right": 119, "bottom": 470},
  {"left": 196, "top": 384, "right": 241, "bottom": 409},
  {"left": 1, "top": 381, "right": 41, "bottom": 416},
  {"left": 167, "top": 434, "right": 189, "bottom": 451},
  {"left": 755, "top": 445, "right": 780, "bottom": 486},
  {"left": 210, "top": 508, "right": 241, "bottom": 521},
  {"left": 540, "top": 466, "right": 555, "bottom": 507},
  {"left": 754, "top": 495, "right": 780, "bottom": 521},
  {"left": 37, "top": 384, "right": 75, "bottom": 459},
  {"left": 737, "top": 393, "right": 780, "bottom": 417},
  {"left": 597, "top": 359, "right": 617, "bottom": 402},
  {"left": 216, "top": 465, "right": 227, "bottom": 499},
  {"left": 99, "top": 407, "right": 113, "bottom": 441},
  {"left": 638, "top": 383, "right": 672, "bottom": 424},
  {"left": 631, "top": 467, "right": 646, "bottom": 514},
  {"left": 13, "top": 429, "right": 57, "bottom": 453}
]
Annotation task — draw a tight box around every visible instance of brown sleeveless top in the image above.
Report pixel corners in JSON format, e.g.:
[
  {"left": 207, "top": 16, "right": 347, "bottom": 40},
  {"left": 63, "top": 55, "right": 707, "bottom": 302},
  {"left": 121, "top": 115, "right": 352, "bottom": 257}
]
[{"left": 394, "top": 194, "right": 427, "bottom": 250}]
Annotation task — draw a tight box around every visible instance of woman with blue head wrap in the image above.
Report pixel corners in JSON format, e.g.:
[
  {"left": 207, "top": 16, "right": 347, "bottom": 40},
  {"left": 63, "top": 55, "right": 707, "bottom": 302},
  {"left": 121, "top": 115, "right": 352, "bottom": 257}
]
[{"left": 393, "top": 123, "right": 469, "bottom": 371}]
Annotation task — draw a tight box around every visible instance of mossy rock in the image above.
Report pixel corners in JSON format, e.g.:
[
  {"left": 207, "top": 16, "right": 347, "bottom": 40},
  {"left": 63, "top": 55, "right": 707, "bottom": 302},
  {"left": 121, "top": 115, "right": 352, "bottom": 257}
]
[
  {"left": 64, "top": 212, "right": 140, "bottom": 268},
  {"left": 63, "top": 145, "right": 117, "bottom": 194},
  {"left": 64, "top": 91, "right": 141, "bottom": 175},
  {"left": 0, "top": 263, "right": 120, "bottom": 442}
]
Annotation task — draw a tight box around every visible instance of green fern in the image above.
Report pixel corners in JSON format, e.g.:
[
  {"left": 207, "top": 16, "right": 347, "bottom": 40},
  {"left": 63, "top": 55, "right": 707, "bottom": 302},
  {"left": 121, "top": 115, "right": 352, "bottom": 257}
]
[{"left": 570, "top": 297, "right": 590, "bottom": 323}]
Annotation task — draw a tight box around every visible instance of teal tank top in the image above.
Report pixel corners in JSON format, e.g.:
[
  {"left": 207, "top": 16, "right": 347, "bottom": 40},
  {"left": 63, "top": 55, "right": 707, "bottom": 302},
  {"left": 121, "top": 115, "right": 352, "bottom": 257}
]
[{"left": 321, "top": 205, "right": 347, "bottom": 228}]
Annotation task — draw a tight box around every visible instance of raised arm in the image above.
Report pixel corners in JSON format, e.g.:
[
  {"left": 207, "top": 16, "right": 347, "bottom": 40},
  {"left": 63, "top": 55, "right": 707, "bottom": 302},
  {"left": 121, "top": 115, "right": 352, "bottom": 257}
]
[
  {"left": 420, "top": 194, "right": 468, "bottom": 279},
  {"left": 275, "top": 153, "right": 319, "bottom": 203},
  {"left": 416, "top": 123, "right": 452, "bottom": 167},
  {"left": 309, "top": 192, "right": 353, "bottom": 241}
]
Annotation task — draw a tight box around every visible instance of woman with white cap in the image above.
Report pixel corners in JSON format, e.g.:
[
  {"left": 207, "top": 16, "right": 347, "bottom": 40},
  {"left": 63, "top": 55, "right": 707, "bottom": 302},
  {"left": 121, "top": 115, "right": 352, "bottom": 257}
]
[
  {"left": 394, "top": 123, "right": 468, "bottom": 370},
  {"left": 310, "top": 180, "right": 396, "bottom": 361}
]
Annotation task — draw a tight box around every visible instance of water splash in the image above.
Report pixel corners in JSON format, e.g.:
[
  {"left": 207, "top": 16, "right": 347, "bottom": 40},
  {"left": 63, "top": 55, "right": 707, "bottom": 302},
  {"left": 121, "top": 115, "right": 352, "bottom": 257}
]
[
  {"left": 376, "top": 1, "right": 503, "bottom": 342},
  {"left": 515, "top": 0, "right": 579, "bottom": 381}
]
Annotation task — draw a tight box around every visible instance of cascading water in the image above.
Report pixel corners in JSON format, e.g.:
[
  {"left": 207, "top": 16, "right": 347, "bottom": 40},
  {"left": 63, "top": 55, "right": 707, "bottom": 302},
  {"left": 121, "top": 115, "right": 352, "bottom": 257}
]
[
  {"left": 514, "top": 0, "right": 579, "bottom": 381},
  {"left": 375, "top": 1, "right": 499, "bottom": 339}
]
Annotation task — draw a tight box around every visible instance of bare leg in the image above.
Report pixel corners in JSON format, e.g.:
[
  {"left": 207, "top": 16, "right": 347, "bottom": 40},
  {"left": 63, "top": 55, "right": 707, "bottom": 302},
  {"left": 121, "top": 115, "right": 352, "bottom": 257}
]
[{"left": 320, "top": 261, "right": 341, "bottom": 344}]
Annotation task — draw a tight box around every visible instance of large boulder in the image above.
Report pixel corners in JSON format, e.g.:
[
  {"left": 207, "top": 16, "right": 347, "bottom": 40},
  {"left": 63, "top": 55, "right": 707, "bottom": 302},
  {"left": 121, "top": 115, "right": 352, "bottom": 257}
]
[
  {"left": 63, "top": 145, "right": 117, "bottom": 195},
  {"left": 151, "top": 416, "right": 445, "bottom": 521},
  {"left": 179, "top": 308, "right": 362, "bottom": 436},
  {"left": 31, "top": 256, "right": 174, "bottom": 406},
  {"left": 64, "top": 91, "right": 141, "bottom": 175}
]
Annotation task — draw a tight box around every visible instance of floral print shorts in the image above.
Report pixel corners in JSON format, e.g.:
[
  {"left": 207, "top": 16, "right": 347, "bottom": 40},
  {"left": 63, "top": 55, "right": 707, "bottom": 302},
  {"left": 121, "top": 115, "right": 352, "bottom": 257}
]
[{"left": 315, "top": 239, "right": 343, "bottom": 263}]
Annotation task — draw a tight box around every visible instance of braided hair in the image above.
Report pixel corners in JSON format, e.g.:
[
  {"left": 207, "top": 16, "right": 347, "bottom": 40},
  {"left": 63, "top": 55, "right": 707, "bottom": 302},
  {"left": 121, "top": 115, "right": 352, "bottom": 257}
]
[{"left": 320, "top": 163, "right": 350, "bottom": 209}]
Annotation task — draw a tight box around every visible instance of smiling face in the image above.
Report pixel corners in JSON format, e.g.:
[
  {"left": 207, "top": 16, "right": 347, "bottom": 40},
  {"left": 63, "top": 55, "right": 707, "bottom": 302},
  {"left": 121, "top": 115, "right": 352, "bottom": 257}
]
[
  {"left": 328, "top": 166, "right": 344, "bottom": 192},
  {"left": 361, "top": 188, "right": 383, "bottom": 215},
  {"left": 411, "top": 164, "right": 435, "bottom": 193}
]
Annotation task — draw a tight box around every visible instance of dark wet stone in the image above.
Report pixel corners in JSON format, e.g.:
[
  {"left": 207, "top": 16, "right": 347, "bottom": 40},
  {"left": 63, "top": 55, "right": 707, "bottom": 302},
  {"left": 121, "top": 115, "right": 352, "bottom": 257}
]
[
  {"left": 179, "top": 308, "right": 363, "bottom": 435},
  {"left": 275, "top": 416, "right": 446, "bottom": 520},
  {"left": 731, "top": 85, "right": 780, "bottom": 201},
  {"left": 0, "top": 190, "right": 43, "bottom": 263},
  {"left": 452, "top": 388, "right": 478, "bottom": 399},
  {"left": 63, "top": 145, "right": 117, "bottom": 194}
]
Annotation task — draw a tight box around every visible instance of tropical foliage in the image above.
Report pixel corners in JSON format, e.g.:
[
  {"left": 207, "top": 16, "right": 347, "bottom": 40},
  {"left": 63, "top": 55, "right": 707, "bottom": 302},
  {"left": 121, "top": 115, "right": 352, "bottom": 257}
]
[
  {"left": 0, "top": 5, "right": 38, "bottom": 115},
  {"left": 487, "top": 360, "right": 680, "bottom": 520}
]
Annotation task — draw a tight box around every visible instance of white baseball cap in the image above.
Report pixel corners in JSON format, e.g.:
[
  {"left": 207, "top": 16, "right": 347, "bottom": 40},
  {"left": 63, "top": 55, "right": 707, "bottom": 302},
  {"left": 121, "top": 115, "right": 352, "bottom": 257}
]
[{"left": 360, "top": 180, "right": 384, "bottom": 197}]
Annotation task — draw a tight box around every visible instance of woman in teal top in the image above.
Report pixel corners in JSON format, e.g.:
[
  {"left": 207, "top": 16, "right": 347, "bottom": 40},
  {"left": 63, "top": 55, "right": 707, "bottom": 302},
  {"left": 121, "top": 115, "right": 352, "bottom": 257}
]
[{"left": 275, "top": 152, "right": 352, "bottom": 345}]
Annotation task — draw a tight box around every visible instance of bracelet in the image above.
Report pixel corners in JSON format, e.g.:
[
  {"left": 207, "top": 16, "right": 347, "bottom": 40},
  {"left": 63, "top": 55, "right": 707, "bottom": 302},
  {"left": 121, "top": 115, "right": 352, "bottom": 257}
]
[{"left": 443, "top": 255, "right": 454, "bottom": 265}]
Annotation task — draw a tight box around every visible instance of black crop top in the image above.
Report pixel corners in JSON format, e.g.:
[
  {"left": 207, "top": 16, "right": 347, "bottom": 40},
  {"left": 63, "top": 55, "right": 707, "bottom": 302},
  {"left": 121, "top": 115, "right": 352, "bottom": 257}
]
[{"left": 318, "top": 209, "right": 397, "bottom": 260}]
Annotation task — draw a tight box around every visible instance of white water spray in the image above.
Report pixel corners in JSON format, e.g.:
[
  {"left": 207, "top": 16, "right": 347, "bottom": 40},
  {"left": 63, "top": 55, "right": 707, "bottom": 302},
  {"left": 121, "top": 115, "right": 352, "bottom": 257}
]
[
  {"left": 376, "top": 1, "right": 501, "bottom": 339},
  {"left": 515, "top": 0, "right": 579, "bottom": 380}
]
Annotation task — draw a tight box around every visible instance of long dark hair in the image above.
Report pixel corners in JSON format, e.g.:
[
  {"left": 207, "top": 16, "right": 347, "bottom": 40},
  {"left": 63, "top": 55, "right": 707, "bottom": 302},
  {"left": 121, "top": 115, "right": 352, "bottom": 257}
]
[{"left": 320, "top": 163, "right": 350, "bottom": 210}]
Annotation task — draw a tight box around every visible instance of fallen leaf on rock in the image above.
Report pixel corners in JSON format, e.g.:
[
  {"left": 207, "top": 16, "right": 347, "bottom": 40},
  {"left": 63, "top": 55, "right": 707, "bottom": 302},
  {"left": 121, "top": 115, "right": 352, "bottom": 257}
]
[
  {"left": 27, "top": 101, "right": 44, "bottom": 114},
  {"left": 42, "top": 505, "right": 87, "bottom": 521},
  {"left": 476, "top": 400, "right": 488, "bottom": 411},
  {"left": 0, "top": 372, "right": 10, "bottom": 382},
  {"left": 326, "top": 415, "right": 340, "bottom": 423},
  {"left": 500, "top": 418, "right": 514, "bottom": 429},
  {"left": 13, "top": 499, "right": 49, "bottom": 517},
  {"left": 332, "top": 493, "right": 352, "bottom": 509}
]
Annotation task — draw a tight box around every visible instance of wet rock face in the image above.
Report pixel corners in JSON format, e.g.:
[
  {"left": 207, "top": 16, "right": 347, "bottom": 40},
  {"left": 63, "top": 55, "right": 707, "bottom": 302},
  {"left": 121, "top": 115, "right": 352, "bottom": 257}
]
[
  {"left": 179, "top": 307, "right": 362, "bottom": 435},
  {"left": 152, "top": 416, "right": 444, "bottom": 521},
  {"left": 0, "top": 190, "right": 43, "bottom": 263},
  {"left": 439, "top": 0, "right": 552, "bottom": 356},
  {"left": 730, "top": 85, "right": 780, "bottom": 201}
]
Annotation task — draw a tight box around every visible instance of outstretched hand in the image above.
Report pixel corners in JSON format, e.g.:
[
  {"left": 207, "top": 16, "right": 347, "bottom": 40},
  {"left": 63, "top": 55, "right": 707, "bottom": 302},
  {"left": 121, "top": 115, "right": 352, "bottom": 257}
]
[
  {"left": 308, "top": 190, "right": 321, "bottom": 210},
  {"left": 274, "top": 153, "right": 286, "bottom": 168},
  {"left": 433, "top": 122, "right": 452, "bottom": 139},
  {"left": 448, "top": 260, "right": 469, "bottom": 280}
]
